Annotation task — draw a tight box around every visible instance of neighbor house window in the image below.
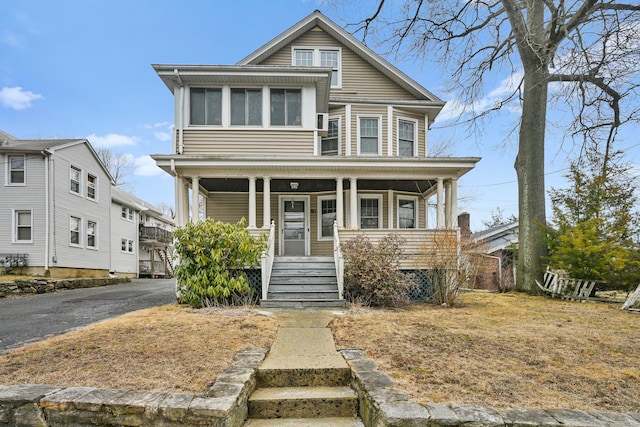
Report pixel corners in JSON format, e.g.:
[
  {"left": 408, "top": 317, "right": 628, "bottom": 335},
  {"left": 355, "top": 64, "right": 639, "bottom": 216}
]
[
  {"left": 70, "top": 216, "right": 81, "bottom": 246},
  {"left": 121, "top": 206, "right": 134, "bottom": 221},
  {"left": 293, "top": 47, "right": 341, "bottom": 87},
  {"left": 318, "top": 197, "right": 337, "bottom": 239},
  {"left": 190, "top": 88, "right": 222, "bottom": 125},
  {"left": 13, "top": 210, "right": 32, "bottom": 242},
  {"left": 8, "top": 155, "right": 25, "bottom": 185},
  {"left": 87, "top": 220, "right": 97, "bottom": 249},
  {"left": 270, "top": 89, "right": 301, "bottom": 126},
  {"left": 87, "top": 174, "right": 97, "bottom": 200},
  {"left": 358, "top": 117, "right": 380, "bottom": 155},
  {"left": 398, "top": 197, "right": 417, "bottom": 229},
  {"left": 321, "top": 118, "right": 339, "bottom": 156},
  {"left": 121, "top": 238, "right": 134, "bottom": 253},
  {"left": 398, "top": 119, "right": 417, "bottom": 156},
  {"left": 230, "top": 88, "right": 262, "bottom": 125},
  {"left": 359, "top": 195, "right": 382, "bottom": 229},
  {"left": 70, "top": 166, "right": 81, "bottom": 195}
]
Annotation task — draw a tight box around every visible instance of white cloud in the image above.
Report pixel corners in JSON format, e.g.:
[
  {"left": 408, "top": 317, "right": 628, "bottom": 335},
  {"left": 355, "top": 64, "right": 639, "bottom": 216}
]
[
  {"left": 144, "top": 122, "right": 173, "bottom": 142},
  {"left": 88, "top": 133, "right": 139, "bottom": 148},
  {"left": 154, "top": 131, "right": 171, "bottom": 141},
  {"left": 133, "top": 155, "right": 163, "bottom": 176},
  {"left": 1, "top": 31, "right": 24, "bottom": 48},
  {"left": 0, "top": 86, "right": 43, "bottom": 110}
]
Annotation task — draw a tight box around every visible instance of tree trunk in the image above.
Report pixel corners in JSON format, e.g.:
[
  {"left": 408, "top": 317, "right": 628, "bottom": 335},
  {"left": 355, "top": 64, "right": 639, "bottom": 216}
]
[{"left": 515, "top": 67, "right": 549, "bottom": 293}]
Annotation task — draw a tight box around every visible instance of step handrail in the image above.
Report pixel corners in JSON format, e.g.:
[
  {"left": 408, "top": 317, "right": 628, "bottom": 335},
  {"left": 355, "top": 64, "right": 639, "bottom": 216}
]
[
  {"left": 333, "top": 221, "right": 344, "bottom": 300},
  {"left": 261, "top": 221, "right": 276, "bottom": 300}
]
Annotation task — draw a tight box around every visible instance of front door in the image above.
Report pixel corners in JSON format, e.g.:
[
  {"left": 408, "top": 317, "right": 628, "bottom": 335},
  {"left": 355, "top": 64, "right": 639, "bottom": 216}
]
[{"left": 280, "top": 197, "right": 309, "bottom": 256}]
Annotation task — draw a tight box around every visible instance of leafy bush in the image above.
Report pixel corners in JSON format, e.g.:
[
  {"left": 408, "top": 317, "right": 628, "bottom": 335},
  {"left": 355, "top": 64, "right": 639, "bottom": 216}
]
[
  {"left": 341, "top": 234, "right": 415, "bottom": 307},
  {"left": 173, "top": 218, "right": 266, "bottom": 307}
]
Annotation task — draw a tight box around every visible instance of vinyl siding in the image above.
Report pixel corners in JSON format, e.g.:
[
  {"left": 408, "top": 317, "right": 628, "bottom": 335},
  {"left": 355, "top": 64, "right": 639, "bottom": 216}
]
[
  {"left": 350, "top": 105, "right": 388, "bottom": 156},
  {"left": 182, "top": 129, "right": 315, "bottom": 156},
  {"left": 110, "top": 202, "right": 139, "bottom": 275},
  {"left": 394, "top": 109, "right": 426, "bottom": 157},
  {"left": 259, "top": 28, "right": 416, "bottom": 100}
]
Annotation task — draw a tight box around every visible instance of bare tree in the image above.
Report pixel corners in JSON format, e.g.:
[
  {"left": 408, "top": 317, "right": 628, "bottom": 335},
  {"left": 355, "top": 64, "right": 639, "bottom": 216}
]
[
  {"left": 352, "top": 0, "right": 640, "bottom": 292},
  {"left": 95, "top": 147, "right": 135, "bottom": 192}
]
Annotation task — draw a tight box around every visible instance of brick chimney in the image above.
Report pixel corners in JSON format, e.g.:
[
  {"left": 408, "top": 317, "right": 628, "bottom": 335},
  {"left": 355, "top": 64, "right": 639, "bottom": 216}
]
[{"left": 458, "top": 212, "right": 471, "bottom": 240}]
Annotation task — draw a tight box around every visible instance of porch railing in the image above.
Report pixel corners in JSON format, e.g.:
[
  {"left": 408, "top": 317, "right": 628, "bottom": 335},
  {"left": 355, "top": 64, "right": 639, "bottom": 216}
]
[
  {"left": 260, "top": 221, "right": 276, "bottom": 300},
  {"left": 139, "top": 226, "right": 173, "bottom": 244},
  {"left": 333, "top": 222, "right": 344, "bottom": 299}
]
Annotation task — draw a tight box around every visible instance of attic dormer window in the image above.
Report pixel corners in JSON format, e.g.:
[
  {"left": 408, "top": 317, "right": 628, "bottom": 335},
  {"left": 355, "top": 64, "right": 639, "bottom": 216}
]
[{"left": 293, "top": 47, "right": 341, "bottom": 88}]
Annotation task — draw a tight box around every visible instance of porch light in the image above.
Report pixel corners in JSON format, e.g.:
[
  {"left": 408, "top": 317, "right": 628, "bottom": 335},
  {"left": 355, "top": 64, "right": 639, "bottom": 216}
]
[{"left": 290, "top": 182, "right": 299, "bottom": 190}]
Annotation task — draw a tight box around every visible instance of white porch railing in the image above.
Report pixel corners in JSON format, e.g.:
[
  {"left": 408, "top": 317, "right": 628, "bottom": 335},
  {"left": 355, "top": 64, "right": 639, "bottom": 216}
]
[
  {"left": 333, "top": 221, "right": 344, "bottom": 300},
  {"left": 260, "top": 221, "right": 276, "bottom": 300}
]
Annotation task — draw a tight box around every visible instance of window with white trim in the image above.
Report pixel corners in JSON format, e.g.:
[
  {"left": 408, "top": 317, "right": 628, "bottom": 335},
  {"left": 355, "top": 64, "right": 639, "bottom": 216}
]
[
  {"left": 70, "top": 216, "right": 81, "bottom": 246},
  {"left": 321, "top": 117, "right": 340, "bottom": 156},
  {"left": 230, "top": 88, "right": 262, "bottom": 126},
  {"left": 70, "top": 166, "right": 81, "bottom": 195},
  {"left": 8, "top": 155, "right": 25, "bottom": 185},
  {"left": 13, "top": 210, "right": 32, "bottom": 243},
  {"left": 359, "top": 195, "right": 383, "bottom": 229},
  {"left": 398, "top": 118, "right": 417, "bottom": 156},
  {"left": 87, "top": 174, "right": 97, "bottom": 201},
  {"left": 293, "top": 47, "right": 341, "bottom": 87},
  {"left": 318, "top": 196, "right": 337, "bottom": 239},
  {"left": 121, "top": 238, "right": 134, "bottom": 253},
  {"left": 358, "top": 117, "right": 380, "bottom": 155},
  {"left": 190, "top": 88, "right": 222, "bottom": 125},
  {"left": 398, "top": 197, "right": 417, "bottom": 229},
  {"left": 270, "top": 89, "right": 301, "bottom": 126},
  {"left": 121, "top": 206, "right": 134, "bottom": 221},
  {"left": 87, "top": 220, "right": 97, "bottom": 249}
]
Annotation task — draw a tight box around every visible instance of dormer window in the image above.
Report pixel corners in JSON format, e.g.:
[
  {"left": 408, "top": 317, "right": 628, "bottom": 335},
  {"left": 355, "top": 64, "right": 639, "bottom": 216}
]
[{"left": 293, "top": 47, "right": 341, "bottom": 88}]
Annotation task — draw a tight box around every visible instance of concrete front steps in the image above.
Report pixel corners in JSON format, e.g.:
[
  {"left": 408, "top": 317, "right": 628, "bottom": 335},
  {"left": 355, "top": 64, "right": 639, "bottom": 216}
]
[{"left": 261, "top": 256, "right": 345, "bottom": 308}]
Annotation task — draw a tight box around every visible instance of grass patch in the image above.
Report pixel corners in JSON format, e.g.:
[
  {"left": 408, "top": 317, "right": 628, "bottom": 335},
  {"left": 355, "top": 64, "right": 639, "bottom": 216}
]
[{"left": 329, "top": 292, "right": 639, "bottom": 412}]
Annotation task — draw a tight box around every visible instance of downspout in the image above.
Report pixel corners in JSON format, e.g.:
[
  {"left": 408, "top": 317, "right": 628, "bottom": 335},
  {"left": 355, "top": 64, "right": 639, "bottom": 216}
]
[
  {"left": 41, "top": 149, "right": 53, "bottom": 274},
  {"left": 175, "top": 69, "right": 185, "bottom": 155}
]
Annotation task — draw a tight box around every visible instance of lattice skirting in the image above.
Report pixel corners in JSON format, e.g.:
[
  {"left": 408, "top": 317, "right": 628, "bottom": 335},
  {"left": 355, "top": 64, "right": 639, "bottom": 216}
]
[{"left": 401, "top": 270, "right": 435, "bottom": 302}]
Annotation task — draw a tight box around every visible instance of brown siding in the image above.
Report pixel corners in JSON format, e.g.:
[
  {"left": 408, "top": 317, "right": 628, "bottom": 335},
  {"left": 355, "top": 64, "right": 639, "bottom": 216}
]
[
  {"left": 182, "top": 129, "right": 315, "bottom": 156},
  {"left": 259, "top": 28, "right": 416, "bottom": 99}
]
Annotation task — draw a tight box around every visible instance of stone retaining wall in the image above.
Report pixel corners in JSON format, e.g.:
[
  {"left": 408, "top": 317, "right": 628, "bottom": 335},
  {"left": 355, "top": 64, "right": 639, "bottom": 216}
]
[
  {"left": 340, "top": 349, "right": 640, "bottom": 427},
  {"left": 0, "top": 277, "right": 131, "bottom": 299},
  {"left": 0, "top": 347, "right": 266, "bottom": 427}
]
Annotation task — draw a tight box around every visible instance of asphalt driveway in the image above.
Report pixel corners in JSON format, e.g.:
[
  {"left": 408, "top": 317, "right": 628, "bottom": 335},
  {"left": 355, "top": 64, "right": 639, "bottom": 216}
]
[{"left": 0, "top": 278, "right": 177, "bottom": 353}]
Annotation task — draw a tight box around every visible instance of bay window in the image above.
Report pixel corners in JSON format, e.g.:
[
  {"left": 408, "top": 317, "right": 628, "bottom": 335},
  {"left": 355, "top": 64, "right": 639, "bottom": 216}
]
[{"left": 359, "top": 117, "right": 380, "bottom": 155}]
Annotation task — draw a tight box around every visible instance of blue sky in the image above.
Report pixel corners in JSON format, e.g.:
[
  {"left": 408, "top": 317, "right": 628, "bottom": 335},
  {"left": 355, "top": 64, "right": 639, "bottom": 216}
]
[{"left": 1, "top": 0, "right": 638, "bottom": 231}]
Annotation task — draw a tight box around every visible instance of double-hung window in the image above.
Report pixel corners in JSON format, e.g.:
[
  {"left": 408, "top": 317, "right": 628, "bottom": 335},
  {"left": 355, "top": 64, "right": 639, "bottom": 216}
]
[
  {"left": 321, "top": 118, "right": 339, "bottom": 156},
  {"left": 121, "top": 238, "right": 134, "bottom": 253},
  {"left": 70, "top": 216, "right": 81, "bottom": 246},
  {"left": 87, "top": 174, "right": 97, "bottom": 201},
  {"left": 398, "top": 119, "right": 417, "bottom": 156},
  {"left": 398, "top": 198, "right": 417, "bottom": 229},
  {"left": 87, "top": 220, "right": 97, "bottom": 249},
  {"left": 70, "top": 166, "right": 81, "bottom": 195},
  {"left": 359, "top": 196, "right": 382, "bottom": 229},
  {"left": 8, "top": 155, "right": 25, "bottom": 185},
  {"left": 14, "top": 210, "right": 32, "bottom": 243},
  {"left": 190, "top": 88, "right": 222, "bottom": 125},
  {"left": 359, "top": 117, "right": 380, "bottom": 155},
  {"left": 293, "top": 47, "right": 341, "bottom": 88},
  {"left": 318, "top": 197, "right": 337, "bottom": 239},
  {"left": 231, "top": 88, "right": 262, "bottom": 126},
  {"left": 121, "top": 206, "right": 134, "bottom": 221},
  {"left": 270, "top": 89, "right": 301, "bottom": 126}
]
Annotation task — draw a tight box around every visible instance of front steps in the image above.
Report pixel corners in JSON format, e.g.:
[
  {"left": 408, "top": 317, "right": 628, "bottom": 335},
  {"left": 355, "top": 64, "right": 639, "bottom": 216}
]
[{"left": 261, "top": 256, "right": 345, "bottom": 308}]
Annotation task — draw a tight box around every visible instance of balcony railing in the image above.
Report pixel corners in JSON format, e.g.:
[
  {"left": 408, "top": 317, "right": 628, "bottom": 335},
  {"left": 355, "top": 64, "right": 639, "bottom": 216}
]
[
  {"left": 139, "top": 226, "right": 173, "bottom": 243},
  {"left": 139, "top": 260, "right": 167, "bottom": 277}
]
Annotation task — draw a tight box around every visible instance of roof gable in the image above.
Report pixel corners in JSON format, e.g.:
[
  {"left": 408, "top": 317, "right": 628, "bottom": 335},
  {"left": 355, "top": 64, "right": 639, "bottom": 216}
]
[{"left": 238, "top": 10, "right": 442, "bottom": 103}]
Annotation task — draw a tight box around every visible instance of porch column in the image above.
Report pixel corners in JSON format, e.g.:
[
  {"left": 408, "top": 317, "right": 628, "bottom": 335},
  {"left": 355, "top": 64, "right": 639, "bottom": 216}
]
[
  {"left": 182, "top": 180, "right": 190, "bottom": 225},
  {"left": 445, "top": 180, "right": 452, "bottom": 228},
  {"left": 450, "top": 178, "right": 458, "bottom": 229},
  {"left": 336, "top": 178, "right": 344, "bottom": 228},
  {"left": 350, "top": 177, "right": 358, "bottom": 229},
  {"left": 262, "top": 177, "right": 271, "bottom": 228},
  {"left": 248, "top": 177, "right": 257, "bottom": 229},
  {"left": 175, "top": 177, "right": 184, "bottom": 227},
  {"left": 191, "top": 176, "right": 200, "bottom": 223},
  {"left": 436, "top": 178, "right": 444, "bottom": 229}
]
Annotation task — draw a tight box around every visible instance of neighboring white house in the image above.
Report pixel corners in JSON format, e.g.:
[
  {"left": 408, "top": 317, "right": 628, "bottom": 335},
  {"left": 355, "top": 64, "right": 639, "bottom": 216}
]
[
  {"left": 0, "top": 131, "right": 174, "bottom": 278},
  {"left": 0, "top": 132, "right": 114, "bottom": 278}
]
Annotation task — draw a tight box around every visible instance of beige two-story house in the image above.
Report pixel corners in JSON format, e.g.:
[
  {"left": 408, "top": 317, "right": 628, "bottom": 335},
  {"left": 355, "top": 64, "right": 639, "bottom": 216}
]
[{"left": 152, "top": 11, "right": 480, "bottom": 306}]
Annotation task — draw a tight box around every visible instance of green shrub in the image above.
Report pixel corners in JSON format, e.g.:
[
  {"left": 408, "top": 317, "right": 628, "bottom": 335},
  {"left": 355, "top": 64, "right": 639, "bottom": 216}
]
[
  {"left": 173, "top": 218, "right": 266, "bottom": 307},
  {"left": 341, "top": 234, "right": 415, "bottom": 307}
]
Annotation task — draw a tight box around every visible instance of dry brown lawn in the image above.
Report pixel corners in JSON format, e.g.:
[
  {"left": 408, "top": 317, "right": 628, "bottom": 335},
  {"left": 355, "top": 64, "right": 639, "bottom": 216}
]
[
  {"left": 330, "top": 292, "right": 640, "bottom": 412},
  {"left": 0, "top": 292, "right": 638, "bottom": 412}
]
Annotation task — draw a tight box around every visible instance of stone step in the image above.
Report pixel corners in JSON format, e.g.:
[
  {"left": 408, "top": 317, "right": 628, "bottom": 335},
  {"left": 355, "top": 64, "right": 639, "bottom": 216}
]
[
  {"left": 260, "top": 299, "right": 346, "bottom": 309},
  {"left": 257, "top": 367, "right": 352, "bottom": 388},
  {"left": 248, "top": 386, "right": 358, "bottom": 419},
  {"left": 244, "top": 417, "right": 364, "bottom": 426}
]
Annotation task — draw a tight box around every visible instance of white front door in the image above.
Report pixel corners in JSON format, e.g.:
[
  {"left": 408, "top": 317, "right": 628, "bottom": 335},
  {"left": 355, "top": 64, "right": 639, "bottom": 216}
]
[{"left": 280, "top": 197, "right": 309, "bottom": 256}]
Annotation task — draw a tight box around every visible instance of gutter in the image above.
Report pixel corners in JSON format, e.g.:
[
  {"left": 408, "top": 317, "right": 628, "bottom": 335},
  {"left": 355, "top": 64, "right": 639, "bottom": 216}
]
[
  {"left": 174, "top": 69, "right": 184, "bottom": 155},
  {"left": 41, "top": 149, "right": 53, "bottom": 273}
]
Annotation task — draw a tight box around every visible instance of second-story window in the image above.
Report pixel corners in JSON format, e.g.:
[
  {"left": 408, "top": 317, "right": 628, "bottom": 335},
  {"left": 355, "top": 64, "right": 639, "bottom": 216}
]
[
  {"left": 359, "top": 117, "right": 380, "bottom": 155},
  {"left": 87, "top": 174, "right": 97, "bottom": 201},
  {"left": 398, "top": 119, "right": 417, "bottom": 156},
  {"left": 8, "top": 155, "right": 25, "bottom": 185},
  {"left": 70, "top": 166, "right": 81, "bottom": 195},
  {"left": 231, "top": 88, "right": 262, "bottom": 126},
  {"left": 190, "top": 88, "right": 222, "bottom": 125},
  {"left": 321, "top": 118, "right": 339, "bottom": 156},
  {"left": 270, "top": 89, "right": 301, "bottom": 126}
]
